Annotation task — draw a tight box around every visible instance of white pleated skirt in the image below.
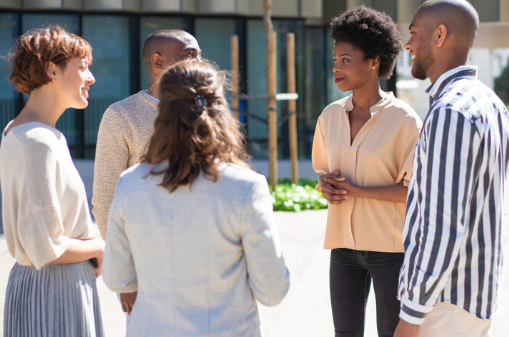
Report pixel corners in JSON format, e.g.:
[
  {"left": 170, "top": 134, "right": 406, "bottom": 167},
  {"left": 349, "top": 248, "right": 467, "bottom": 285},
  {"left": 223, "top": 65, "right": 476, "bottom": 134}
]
[{"left": 3, "top": 261, "right": 105, "bottom": 337}]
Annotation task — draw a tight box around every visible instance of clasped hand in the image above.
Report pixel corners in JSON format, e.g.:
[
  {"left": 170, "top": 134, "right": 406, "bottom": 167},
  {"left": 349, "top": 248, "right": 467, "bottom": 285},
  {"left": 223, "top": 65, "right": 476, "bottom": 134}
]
[{"left": 318, "top": 169, "right": 357, "bottom": 205}]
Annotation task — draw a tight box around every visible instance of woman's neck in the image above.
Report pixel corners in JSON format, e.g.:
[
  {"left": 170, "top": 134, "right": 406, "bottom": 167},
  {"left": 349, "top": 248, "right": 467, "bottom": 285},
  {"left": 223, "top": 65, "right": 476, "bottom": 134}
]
[
  {"left": 15, "top": 88, "right": 66, "bottom": 129},
  {"left": 351, "top": 81, "right": 383, "bottom": 110}
]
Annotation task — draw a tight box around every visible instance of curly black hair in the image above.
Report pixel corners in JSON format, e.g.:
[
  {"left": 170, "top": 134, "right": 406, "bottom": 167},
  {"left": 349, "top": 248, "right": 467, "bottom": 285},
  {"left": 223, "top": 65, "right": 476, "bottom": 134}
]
[{"left": 331, "top": 5, "right": 402, "bottom": 79}]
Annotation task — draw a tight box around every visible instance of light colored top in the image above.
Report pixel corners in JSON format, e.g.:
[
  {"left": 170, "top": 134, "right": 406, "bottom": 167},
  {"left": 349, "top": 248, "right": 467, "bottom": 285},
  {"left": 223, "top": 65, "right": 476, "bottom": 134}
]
[
  {"left": 312, "top": 91, "right": 422, "bottom": 252},
  {"left": 0, "top": 122, "right": 96, "bottom": 270},
  {"left": 399, "top": 66, "right": 509, "bottom": 324},
  {"left": 92, "top": 91, "right": 158, "bottom": 239},
  {"left": 102, "top": 163, "right": 290, "bottom": 337}
]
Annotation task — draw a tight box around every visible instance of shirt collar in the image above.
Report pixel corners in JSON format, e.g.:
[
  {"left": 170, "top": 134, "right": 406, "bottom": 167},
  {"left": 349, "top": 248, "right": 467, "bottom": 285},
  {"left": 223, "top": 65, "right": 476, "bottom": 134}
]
[
  {"left": 342, "top": 88, "right": 395, "bottom": 116},
  {"left": 426, "top": 66, "right": 478, "bottom": 99},
  {"left": 145, "top": 90, "right": 160, "bottom": 103}
]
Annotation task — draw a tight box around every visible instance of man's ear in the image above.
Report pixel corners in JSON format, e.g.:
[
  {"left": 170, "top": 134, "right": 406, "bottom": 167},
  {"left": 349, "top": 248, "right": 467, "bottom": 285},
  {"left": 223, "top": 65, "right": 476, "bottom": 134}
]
[
  {"left": 435, "top": 24, "right": 448, "bottom": 48},
  {"left": 46, "top": 62, "right": 58, "bottom": 81},
  {"left": 151, "top": 52, "right": 163, "bottom": 70}
]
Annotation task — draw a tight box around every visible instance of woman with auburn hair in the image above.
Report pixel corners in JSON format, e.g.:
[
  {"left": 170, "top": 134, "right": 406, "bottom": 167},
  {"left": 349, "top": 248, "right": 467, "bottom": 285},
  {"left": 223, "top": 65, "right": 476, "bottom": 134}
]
[
  {"left": 0, "top": 26, "right": 104, "bottom": 336},
  {"left": 312, "top": 5, "right": 422, "bottom": 337},
  {"left": 102, "top": 59, "right": 290, "bottom": 336}
]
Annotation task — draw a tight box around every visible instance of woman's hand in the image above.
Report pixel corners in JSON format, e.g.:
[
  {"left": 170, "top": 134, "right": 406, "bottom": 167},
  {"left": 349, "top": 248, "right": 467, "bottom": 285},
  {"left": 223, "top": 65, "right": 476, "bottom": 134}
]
[
  {"left": 320, "top": 170, "right": 409, "bottom": 204},
  {"left": 93, "top": 255, "right": 103, "bottom": 278},
  {"left": 319, "top": 170, "right": 350, "bottom": 205},
  {"left": 93, "top": 239, "right": 105, "bottom": 278},
  {"left": 324, "top": 174, "right": 360, "bottom": 198}
]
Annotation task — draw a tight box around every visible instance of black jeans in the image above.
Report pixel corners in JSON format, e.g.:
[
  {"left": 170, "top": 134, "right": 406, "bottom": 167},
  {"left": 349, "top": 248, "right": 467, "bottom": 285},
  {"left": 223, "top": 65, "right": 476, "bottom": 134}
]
[{"left": 330, "top": 248, "right": 404, "bottom": 337}]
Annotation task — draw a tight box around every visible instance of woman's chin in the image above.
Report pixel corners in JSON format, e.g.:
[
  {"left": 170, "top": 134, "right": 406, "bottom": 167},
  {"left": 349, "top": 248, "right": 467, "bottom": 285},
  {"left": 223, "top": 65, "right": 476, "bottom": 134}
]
[
  {"left": 336, "top": 84, "right": 351, "bottom": 93},
  {"left": 72, "top": 99, "right": 89, "bottom": 110}
]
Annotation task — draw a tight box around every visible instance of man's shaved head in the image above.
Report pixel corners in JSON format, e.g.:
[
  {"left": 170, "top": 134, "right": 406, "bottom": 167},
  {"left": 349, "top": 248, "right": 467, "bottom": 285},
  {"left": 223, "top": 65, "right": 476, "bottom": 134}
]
[
  {"left": 142, "top": 29, "right": 200, "bottom": 69},
  {"left": 405, "top": 0, "right": 480, "bottom": 82},
  {"left": 142, "top": 29, "right": 201, "bottom": 93},
  {"left": 416, "top": 0, "right": 479, "bottom": 49}
]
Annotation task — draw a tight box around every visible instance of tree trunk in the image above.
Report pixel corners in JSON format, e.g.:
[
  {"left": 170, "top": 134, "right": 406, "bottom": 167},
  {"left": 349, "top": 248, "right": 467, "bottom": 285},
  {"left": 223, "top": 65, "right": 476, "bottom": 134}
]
[{"left": 263, "top": 0, "right": 273, "bottom": 34}]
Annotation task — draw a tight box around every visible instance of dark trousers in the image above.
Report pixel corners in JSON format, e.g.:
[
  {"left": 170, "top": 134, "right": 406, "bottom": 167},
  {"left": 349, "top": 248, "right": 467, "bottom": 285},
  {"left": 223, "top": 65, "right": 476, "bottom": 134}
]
[{"left": 330, "top": 248, "right": 404, "bottom": 337}]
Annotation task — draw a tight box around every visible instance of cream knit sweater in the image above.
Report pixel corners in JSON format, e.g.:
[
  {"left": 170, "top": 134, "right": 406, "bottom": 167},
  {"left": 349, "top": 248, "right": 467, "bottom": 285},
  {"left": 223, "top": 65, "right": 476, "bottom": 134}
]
[
  {"left": 1, "top": 122, "right": 96, "bottom": 269},
  {"left": 92, "top": 91, "right": 158, "bottom": 238}
]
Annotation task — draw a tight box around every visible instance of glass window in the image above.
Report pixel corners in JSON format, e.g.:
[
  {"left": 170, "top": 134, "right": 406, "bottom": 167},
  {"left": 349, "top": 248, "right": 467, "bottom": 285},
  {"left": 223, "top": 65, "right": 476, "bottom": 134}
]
[
  {"left": 22, "top": 13, "right": 79, "bottom": 33},
  {"left": 274, "top": 19, "right": 306, "bottom": 159},
  {"left": 82, "top": 15, "right": 131, "bottom": 158},
  {"left": 245, "top": 19, "right": 308, "bottom": 159},
  {"left": 305, "top": 27, "right": 327, "bottom": 157},
  {"left": 246, "top": 19, "right": 269, "bottom": 159},
  {"left": 195, "top": 18, "right": 235, "bottom": 71},
  {"left": 0, "top": 14, "right": 20, "bottom": 132},
  {"left": 139, "top": 17, "right": 188, "bottom": 90}
]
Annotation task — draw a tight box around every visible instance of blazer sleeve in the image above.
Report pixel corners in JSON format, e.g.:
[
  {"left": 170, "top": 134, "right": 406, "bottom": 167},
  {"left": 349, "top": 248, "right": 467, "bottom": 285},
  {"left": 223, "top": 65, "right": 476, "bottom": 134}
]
[
  {"left": 101, "top": 176, "right": 138, "bottom": 293},
  {"left": 239, "top": 175, "right": 290, "bottom": 306}
]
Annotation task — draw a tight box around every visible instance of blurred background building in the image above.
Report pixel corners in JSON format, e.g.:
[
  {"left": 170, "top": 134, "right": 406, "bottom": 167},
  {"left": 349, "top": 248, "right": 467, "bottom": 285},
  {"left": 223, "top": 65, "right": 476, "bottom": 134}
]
[{"left": 0, "top": 0, "right": 508, "bottom": 160}]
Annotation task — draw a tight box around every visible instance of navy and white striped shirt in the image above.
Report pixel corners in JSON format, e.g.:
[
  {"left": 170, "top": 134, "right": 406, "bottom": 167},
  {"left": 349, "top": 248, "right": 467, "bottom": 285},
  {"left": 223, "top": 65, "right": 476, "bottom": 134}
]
[{"left": 398, "top": 66, "right": 509, "bottom": 325}]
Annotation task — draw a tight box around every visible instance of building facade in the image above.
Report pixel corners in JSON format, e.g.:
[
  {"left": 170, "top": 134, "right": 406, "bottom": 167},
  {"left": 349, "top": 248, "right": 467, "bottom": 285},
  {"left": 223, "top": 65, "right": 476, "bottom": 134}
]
[{"left": 0, "top": 0, "right": 508, "bottom": 159}]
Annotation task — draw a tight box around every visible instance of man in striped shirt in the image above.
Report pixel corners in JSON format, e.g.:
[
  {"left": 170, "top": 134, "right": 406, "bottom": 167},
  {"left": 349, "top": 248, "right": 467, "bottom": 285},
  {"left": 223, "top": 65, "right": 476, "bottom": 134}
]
[{"left": 395, "top": 1, "right": 509, "bottom": 336}]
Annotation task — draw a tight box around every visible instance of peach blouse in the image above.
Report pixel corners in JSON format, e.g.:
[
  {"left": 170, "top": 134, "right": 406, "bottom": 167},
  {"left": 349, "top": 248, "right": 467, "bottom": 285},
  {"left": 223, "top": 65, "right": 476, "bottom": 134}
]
[{"left": 312, "top": 91, "right": 422, "bottom": 252}]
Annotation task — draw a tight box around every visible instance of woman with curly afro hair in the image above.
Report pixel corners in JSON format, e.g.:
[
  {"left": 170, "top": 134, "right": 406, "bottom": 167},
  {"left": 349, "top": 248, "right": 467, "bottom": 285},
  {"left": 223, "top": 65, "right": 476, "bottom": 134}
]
[{"left": 312, "top": 6, "right": 422, "bottom": 336}]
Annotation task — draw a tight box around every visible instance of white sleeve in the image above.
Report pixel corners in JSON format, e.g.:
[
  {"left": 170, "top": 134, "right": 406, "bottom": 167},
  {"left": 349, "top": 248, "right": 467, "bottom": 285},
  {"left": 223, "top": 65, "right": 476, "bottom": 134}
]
[
  {"left": 240, "top": 176, "right": 290, "bottom": 306},
  {"left": 101, "top": 176, "right": 138, "bottom": 293}
]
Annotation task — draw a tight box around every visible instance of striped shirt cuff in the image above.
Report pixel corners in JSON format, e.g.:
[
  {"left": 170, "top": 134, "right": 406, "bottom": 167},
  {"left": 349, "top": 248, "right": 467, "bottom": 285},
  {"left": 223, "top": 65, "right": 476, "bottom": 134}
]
[{"left": 399, "top": 297, "right": 434, "bottom": 325}]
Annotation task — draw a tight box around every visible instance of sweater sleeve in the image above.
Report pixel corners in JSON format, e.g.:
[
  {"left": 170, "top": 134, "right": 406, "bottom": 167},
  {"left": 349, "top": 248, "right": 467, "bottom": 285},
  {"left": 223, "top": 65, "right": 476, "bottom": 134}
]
[
  {"left": 15, "top": 136, "right": 70, "bottom": 270},
  {"left": 92, "top": 107, "right": 130, "bottom": 239},
  {"left": 239, "top": 175, "right": 290, "bottom": 306}
]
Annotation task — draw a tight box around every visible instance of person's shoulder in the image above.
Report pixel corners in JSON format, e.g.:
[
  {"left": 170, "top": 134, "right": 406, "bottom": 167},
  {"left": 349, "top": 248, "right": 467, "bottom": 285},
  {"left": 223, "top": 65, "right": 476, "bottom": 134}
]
[
  {"left": 105, "top": 91, "right": 154, "bottom": 116},
  {"left": 2, "top": 123, "right": 66, "bottom": 169},
  {"left": 436, "top": 79, "right": 504, "bottom": 122},
  {"left": 320, "top": 95, "right": 350, "bottom": 119},
  {"left": 324, "top": 95, "right": 350, "bottom": 111},
  {"left": 384, "top": 95, "right": 422, "bottom": 125},
  {"left": 220, "top": 164, "right": 269, "bottom": 190},
  {"left": 115, "top": 163, "right": 153, "bottom": 192},
  {"left": 9, "top": 122, "right": 63, "bottom": 152},
  {"left": 118, "top": 162, "right": 150, "bottom": 181}
]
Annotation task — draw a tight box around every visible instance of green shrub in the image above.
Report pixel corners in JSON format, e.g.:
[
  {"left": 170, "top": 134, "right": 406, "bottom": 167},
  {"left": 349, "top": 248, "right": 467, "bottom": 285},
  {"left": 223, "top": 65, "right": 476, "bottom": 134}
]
[
  {"left": 495, "top": 59, "right": 509, "bottom": 104},
  {"left": 270, "top": 179, "right": 328, "bottom": 212}
]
